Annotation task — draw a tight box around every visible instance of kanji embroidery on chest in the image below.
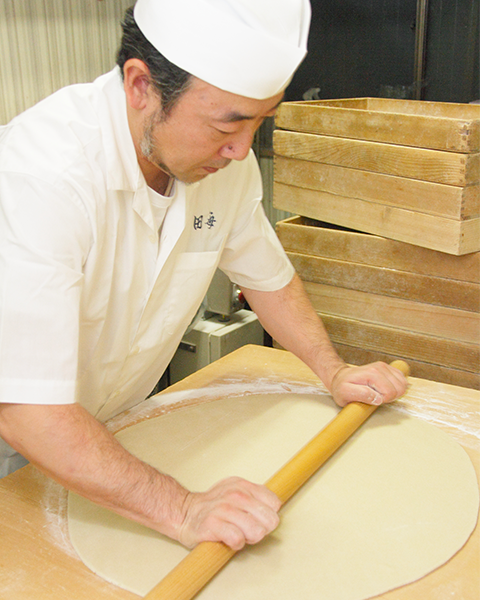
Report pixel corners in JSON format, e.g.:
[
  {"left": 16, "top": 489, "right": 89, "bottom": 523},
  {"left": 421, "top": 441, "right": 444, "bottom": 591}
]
[{"left": 193, "top": 212, "right": 216, "bottom": 230}]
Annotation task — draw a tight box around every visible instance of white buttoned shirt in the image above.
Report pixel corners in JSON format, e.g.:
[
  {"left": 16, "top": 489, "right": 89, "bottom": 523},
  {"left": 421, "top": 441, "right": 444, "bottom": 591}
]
[{"left": 0, "top": 69, "right": 294, "bottom": 421}]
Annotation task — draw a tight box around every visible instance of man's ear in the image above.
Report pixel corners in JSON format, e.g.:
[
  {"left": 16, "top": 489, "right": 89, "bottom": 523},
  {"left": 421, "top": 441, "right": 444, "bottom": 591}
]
[{"left": 123, "top": 59, "right": 158, "bottom": 111}]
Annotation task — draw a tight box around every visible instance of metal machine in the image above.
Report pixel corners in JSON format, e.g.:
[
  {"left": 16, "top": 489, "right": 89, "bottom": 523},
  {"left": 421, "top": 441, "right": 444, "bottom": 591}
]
[{"left": 169, "top": 270, "right": 264, "bottom": 384}]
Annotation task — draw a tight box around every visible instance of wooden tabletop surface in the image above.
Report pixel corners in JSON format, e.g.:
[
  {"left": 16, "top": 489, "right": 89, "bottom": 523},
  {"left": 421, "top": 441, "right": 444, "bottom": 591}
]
[{"left": 0, "top": 345, "right": 478, "bottom": 599}]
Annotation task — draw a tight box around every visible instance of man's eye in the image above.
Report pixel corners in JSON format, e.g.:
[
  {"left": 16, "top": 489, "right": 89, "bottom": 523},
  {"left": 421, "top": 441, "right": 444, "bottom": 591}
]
[{"left": 211, "top": 125, "right": 238, "bottom": 136}]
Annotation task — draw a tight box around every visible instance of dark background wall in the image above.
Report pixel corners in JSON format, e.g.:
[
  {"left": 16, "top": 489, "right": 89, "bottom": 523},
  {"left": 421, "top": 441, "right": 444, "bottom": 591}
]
[{"left": 285, "top": 0, "right": 479, "bottom": 104}]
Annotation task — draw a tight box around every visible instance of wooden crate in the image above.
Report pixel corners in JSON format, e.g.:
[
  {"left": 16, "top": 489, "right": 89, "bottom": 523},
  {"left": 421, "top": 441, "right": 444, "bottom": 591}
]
[
  {"left": 275, "top": 98, "right": 480, "bottom": 152},
  {"left": 276, "top": 216, "right": 480, "bottom": 389},
  {"left": 274, "top": 98, "right": 480, "bottom": 255}
]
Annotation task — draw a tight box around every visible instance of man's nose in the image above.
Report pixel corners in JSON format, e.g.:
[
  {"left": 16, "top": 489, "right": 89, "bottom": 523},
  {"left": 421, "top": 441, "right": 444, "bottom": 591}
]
[{"left": 220, "top": 129, "right": 255, "bottom": 161}]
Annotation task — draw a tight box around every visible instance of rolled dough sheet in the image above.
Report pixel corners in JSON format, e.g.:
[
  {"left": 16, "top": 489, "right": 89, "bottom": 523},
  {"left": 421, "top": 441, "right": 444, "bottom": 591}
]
[{"left": 67, "top": 393, "right": 479, "bottom": 598}]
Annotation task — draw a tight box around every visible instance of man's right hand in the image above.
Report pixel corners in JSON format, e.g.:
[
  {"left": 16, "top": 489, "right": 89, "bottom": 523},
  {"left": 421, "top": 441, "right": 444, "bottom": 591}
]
[{"left": 177, "top": 476, "right": 281, "bottom": 550}]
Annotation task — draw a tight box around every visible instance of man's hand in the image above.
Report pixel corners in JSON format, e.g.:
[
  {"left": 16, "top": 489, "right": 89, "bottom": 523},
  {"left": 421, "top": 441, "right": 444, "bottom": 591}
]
[
  {"left": 177, "top": 477, "right": 281, "bottom": 550},
  {"left": 330, "top": 362, "right": 408, "bottom": 408}
]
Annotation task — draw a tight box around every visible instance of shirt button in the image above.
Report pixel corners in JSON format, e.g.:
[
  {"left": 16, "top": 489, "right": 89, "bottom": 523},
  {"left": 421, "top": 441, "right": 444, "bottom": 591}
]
[
  {"left": 131, "top": 345, "right": 140, "bottom": 354},
  {"left": 149, "top": 234, "right": 156, "bottom": 243}
]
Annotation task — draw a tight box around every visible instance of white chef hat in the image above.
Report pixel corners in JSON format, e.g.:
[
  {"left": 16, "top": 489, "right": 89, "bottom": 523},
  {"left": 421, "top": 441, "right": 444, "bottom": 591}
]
[{"left": 133, "top": 0, "right": 311, "bottom": 99}]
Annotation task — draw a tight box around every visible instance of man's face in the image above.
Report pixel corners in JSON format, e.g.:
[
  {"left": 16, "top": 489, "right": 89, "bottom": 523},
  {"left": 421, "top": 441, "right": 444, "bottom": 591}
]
[{"left": 140, "top": 78, "right": 283, "bottom": 185}]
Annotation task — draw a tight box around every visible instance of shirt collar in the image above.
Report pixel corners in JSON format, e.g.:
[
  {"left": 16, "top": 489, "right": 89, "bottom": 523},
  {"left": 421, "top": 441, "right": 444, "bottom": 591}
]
[{"left": 95, "top": 67, "right": 157, "bottom": 231}]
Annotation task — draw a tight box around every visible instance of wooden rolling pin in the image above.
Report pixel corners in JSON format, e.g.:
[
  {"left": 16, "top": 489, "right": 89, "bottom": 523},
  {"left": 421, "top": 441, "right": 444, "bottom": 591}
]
[{"left": 144, "top": 360, "right": 410, "bottom": 600}]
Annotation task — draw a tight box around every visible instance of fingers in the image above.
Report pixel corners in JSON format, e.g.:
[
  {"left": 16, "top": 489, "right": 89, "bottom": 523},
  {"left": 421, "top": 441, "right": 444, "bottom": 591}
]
[
  {"left": 332, "top": 362, "right": 408, "bottom": 408},
  {"left": 363, "top": 362, "right": 408, "bottom": 405},
  {"left": 178, "top": 477, "right": 281, "bottom": 550}
]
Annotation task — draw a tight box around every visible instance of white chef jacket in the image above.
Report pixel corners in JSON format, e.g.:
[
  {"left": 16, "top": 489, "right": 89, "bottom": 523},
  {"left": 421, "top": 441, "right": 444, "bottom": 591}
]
[{"left": 0, "top": 68, "right": 294, "bottom": 422}]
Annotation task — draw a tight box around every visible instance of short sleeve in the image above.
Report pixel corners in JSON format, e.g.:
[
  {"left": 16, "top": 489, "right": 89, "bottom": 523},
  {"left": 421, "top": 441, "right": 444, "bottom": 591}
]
[{"left": 0, "top": 172, "right": 92, "bottom": 404}]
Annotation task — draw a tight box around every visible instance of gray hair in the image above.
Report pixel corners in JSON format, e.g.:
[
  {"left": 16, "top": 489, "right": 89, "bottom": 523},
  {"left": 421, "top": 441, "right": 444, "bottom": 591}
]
[{"left": 116, "top": 6, "right": 192, "bottom": 116}]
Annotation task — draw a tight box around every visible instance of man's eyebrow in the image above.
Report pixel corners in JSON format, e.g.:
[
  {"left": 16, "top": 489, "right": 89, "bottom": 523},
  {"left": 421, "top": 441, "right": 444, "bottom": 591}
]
[
  {"left": 218, "top": 96, "right": 284, "bottom": 123},
  {"left": 220, "top": 111, "right": 256, "bottom": 123}
]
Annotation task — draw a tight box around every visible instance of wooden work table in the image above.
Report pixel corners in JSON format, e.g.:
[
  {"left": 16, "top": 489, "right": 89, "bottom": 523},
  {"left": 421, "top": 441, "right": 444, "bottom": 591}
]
[{"left": 0, "top": 345, "right": 478, "bottom": 599}]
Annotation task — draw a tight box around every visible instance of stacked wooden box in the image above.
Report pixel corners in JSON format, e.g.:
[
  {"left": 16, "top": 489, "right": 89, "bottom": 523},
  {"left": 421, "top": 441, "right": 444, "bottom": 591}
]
[{"left": 273, "top": 98, "right": 480, "bottom": 389}]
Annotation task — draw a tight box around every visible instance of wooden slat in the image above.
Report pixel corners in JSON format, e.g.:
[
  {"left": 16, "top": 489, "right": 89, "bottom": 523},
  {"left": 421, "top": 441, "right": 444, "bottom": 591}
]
[
  {"left": 319, "top": 313, "right": 479, "bottom": 373},
  {"left": 274, "top": 156, "right": 479, "bottom": 220},
  {"left": 328, "top": 343, "right": 480, "bottom": 390},
  {"left": 303, "top": 282, "right": 480, "bottom": 345},
  {"left": 364, "top": 98, "right": 480, "bottom": 120},
  {"left": 293, "top": 98, "right": 480, "bottom": 120},
  {"left": 276, "top": 217, "right": 480, "bottom": 283},
  {"left": 274, "top": 183, "right": 480, "bottom": 255},
  {"left": 288, "top": 252, "right": 480, "bottom": 312},
  {"left": 273, "top": 131, "right": 479, "bottom": 187},
  {"left": 275, "top": 99, "right": 480, "bottom": 153}
]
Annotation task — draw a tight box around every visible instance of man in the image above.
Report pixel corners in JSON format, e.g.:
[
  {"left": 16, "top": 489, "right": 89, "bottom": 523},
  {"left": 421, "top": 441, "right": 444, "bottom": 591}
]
[{"left": 0, "top": 0, "right": 406, "bottom": 551}]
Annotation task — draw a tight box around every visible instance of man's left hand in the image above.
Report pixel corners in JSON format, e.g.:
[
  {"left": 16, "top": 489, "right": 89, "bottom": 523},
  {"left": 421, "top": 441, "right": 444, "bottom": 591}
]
[{"left": 330, "top": 362, "right": 408, "bottom": 408}]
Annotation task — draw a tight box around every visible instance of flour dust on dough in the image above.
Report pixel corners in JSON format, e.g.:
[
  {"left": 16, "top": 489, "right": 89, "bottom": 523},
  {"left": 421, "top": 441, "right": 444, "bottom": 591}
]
[{"left": 67, "top": 393, "right": 479, "bottom": 599}]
